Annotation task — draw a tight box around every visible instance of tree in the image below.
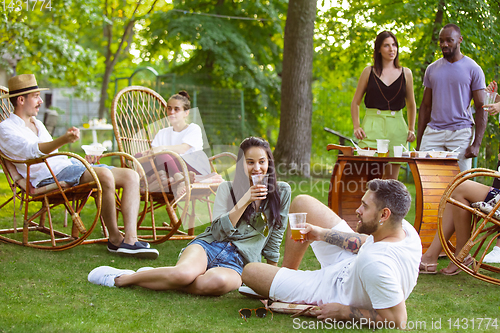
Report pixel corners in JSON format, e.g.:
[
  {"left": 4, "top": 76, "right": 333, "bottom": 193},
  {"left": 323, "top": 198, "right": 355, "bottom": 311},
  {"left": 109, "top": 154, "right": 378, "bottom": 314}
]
[
  {"left": 273, "top": 0, "right": 317, "bottom": 177},
  {"left": 142, "top": 0, "right": 287, "bottom": 144}
]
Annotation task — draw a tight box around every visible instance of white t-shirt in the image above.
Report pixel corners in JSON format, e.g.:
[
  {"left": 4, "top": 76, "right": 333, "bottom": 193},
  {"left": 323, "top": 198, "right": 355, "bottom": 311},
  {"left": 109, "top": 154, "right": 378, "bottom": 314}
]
[
  {"left": 341, "top": 220, "right": 422, "bottom": 309},
  {"left": 151, "top": 123, "right": 210, "bottom": 174},
  {"left": 151, "top": 123, "right": 203, "bottom": 155},
  {"left": 270, "top": 220, "right": 422, "bottom": 310}
]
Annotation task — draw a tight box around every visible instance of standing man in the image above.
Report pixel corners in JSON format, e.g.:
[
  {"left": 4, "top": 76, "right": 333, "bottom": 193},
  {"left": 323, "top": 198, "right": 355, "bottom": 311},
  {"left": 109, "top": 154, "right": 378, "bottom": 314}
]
[
  {"left": 0, "top": 74, "right": 158, "bottom": 259},
  {"left": 242, "top": 179, "right": 421, "bottom": 329},
  {"left": 417, "top": 23, "right": 487, "bottom": 172}
]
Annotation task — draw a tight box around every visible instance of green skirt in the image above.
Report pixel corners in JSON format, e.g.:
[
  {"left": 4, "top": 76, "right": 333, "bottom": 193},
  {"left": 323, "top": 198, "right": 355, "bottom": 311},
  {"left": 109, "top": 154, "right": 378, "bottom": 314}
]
[{"left": 358, "top": 108, "right": 408, "bottom": 158}]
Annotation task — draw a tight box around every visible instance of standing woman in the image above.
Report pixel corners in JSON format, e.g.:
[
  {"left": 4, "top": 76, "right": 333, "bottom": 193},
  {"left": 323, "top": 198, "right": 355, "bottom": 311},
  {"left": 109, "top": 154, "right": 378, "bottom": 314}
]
[
  {"left": 351, "top": 31, "right": 417, "bottom": 179},
  {"left": 88, "top": 137, "right": 291, "bottom": 296}
]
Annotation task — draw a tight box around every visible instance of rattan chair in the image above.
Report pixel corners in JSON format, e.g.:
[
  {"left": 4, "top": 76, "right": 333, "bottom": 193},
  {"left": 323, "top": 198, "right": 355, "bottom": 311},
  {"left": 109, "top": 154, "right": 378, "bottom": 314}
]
[
  {"left": 111, "top": 86, "right": 236, "bottom": 243},
  {"left": 438, "top": 168, "right": 500, "bottom": 285},
  {"left": 0, "top": 86, "right": 102, "bottom": 250}
]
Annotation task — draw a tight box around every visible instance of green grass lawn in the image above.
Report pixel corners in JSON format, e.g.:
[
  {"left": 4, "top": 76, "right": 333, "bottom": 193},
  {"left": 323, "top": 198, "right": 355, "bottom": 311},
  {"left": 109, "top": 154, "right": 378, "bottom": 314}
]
[{"left": 1, "top": 174, "right": 499, "bottom": 333}]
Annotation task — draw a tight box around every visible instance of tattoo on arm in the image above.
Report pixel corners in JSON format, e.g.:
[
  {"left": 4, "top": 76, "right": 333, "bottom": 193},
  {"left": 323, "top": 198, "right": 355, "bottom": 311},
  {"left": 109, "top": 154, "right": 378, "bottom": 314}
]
[
  {"left": 349, "top": 306, "right": 379, "bottom": 326},
  {"left": 324, "top": 230, "right": 363, "bottom": 253}
]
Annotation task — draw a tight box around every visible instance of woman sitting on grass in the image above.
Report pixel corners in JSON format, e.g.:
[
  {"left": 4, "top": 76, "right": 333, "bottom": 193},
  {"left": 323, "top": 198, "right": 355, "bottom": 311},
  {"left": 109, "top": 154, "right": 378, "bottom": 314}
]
[{"left": 88, "top": 137, "right": 291, "bottom": 296}]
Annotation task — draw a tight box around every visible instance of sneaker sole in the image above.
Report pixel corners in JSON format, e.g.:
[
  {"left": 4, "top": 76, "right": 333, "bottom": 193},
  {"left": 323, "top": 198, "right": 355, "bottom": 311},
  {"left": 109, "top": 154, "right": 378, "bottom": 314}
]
[
  {"left": 116, "top": 249, "right": 159, "bottom": 260},
  {"left": 238, "top": 286, "right": 265, "bottom": 299}
]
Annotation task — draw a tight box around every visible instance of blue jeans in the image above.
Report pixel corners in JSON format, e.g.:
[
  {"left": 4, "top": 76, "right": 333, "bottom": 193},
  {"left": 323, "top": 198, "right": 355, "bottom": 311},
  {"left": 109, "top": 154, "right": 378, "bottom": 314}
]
[
  {"left": 183, "top": 239, "right": 244, "bottom": 275},
  {"left": 37, "top": 159, "right": 114, "bottom": 188}
]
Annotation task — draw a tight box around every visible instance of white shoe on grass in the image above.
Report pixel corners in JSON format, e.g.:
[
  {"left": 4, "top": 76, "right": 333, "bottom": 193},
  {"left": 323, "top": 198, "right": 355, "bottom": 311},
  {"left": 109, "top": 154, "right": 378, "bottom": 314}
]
[
  {"left": 238, "top": 285, "right": 265, "bottom": 299},
  {"left": 136, "top": 267, "right": 155, "bottom": 272},
  {"left": 88, "top": 266, "right": 135, "bottom": 287}
]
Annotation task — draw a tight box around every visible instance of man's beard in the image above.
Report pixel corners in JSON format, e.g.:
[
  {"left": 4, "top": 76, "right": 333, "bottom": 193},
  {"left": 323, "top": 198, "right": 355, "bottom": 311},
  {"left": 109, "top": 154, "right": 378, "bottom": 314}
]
[
  {"left": 441, "top": 46, "right": 457, "bottom": 60},
  {"left": 356, "top": 218, "right": 379, "bottom": 235}
]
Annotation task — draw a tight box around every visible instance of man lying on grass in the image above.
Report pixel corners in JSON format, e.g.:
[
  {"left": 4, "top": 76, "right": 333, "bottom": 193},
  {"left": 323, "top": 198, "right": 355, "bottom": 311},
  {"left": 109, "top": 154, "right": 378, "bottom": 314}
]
[{"left": 242, "top": 179, "right": 422, "bottom": 329}]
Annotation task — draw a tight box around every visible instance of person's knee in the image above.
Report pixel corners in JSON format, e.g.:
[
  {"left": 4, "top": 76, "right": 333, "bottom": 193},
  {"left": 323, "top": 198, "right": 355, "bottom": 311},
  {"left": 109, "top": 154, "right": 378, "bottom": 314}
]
[
  {"left": 290, "top": 195, "right": 315, "bottom": 214},
  {"left": 96, "top": 168, "right": 115, "bottom": 191},
  {"left": 201, "top": 273, "right": 240, "bottom": 295},
  {"left": 241, "top": 263, "right": 263, "bottom": 287}
]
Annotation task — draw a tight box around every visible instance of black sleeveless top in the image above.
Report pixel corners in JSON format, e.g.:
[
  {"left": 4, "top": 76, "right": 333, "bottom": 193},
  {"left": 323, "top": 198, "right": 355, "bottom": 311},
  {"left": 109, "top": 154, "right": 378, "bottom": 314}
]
[{"left": 364, "top": 67, "right": 406, "bottom": 111}]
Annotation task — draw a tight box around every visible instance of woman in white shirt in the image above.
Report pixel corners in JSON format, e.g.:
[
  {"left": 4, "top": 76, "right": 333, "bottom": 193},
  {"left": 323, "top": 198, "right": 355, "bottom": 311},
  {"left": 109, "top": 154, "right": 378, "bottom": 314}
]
[{"left": 137, "top": 91, "right": 213, "bottom": 195}]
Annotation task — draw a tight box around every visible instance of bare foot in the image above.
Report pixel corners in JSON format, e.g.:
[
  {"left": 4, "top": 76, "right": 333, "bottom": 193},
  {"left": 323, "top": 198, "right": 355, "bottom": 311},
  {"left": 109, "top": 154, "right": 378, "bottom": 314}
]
[{"left": 173, "top": 173, "right": 186, "bottom": 198}]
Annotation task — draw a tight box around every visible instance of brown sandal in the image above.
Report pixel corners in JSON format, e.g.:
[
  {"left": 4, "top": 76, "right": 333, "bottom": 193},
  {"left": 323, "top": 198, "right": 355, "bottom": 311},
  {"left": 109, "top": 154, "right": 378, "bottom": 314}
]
[{"left": 419, "top": 262, "right": 438, "bottom": 274}]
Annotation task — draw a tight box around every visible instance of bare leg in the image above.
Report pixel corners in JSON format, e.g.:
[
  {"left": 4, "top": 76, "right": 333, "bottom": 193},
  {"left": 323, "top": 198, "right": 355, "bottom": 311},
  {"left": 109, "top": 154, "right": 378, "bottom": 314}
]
[
  {"left": 383, "top": 164, "right": 401, "bottom": 180},
  {"left": 115, "top": 244, "right": 207, "bottom": 290},
  {"left": 110, "top": 168, "right": 141, "bottom": 245},
  {"left": 440, "top": 181, "right": 490, "bottom": 273},
  {"left": 420, "top": 205, "right": 455, "bottom": 266},
  {"left": 242, "top": 263, "right": 281, "bottom": 298},
  {"left": 182, "top": 267, "right": 242, "bottom": 296},
  {"left": 282, "top": 195, "right": 344, "bottom": 269},
  {"left": 80, "top": 168, "right": 135, "bottom": 246}
]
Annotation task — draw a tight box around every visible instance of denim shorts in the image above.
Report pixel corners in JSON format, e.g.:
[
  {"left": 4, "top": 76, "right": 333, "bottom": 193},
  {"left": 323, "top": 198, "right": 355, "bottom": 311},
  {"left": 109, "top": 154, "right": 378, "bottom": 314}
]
[
  {"left": 37, "top": 159, "right": 87, "bottom": 188},
  {"left": 183, "top": 239, "right": 244, "bottom": 275}
]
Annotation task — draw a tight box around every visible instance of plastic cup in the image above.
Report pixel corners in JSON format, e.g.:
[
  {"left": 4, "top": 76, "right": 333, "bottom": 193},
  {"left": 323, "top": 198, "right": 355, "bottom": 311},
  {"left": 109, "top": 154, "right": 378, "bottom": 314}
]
[
  {"left": 393, "top": 145, "right": 403, "bottom": 157},
  {"left": 376, "top": 139, "right": 390, "bottom": 157},
  {"left": 484, "top": 91, "right": 497, "bottom": 106},
  {"left": 81, "top": 144, "right": 107, "bottom": 156},
  {"left": 251, "top": 174, "right": 269, "bottom": 187},
  {"left": 289, "top": 213, "right": 307, "bottom": 241}
]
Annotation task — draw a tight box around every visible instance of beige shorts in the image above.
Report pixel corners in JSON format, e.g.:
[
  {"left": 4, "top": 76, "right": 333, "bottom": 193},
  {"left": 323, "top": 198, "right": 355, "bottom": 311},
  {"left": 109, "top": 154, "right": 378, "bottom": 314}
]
[{"left": 420, "top": 126, "right": 473, "bottom": 172}]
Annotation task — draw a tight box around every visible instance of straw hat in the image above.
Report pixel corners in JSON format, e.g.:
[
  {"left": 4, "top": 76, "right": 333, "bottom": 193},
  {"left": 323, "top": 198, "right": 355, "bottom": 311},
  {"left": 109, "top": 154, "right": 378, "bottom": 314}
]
[{"left": 0, "top": 74, "right": 49, "bottom": 99}]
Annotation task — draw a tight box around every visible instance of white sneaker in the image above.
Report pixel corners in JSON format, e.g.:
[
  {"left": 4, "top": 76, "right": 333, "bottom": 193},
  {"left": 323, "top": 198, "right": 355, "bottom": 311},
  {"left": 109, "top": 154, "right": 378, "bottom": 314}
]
[
  {"left": 88, "top": 266, "right": 135, "bottom": 287},
  {"left": 483, "top": 246, "right": 500, "bottom": 263},
  {"left": 136, "top": 267, "right": 154, "bottom": 272},
  {"left": 238, "top": 285, "right": 265, "bottom": 299}
]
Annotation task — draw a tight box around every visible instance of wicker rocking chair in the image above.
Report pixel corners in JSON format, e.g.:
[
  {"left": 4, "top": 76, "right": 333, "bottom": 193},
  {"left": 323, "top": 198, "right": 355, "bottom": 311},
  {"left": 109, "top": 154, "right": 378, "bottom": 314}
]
[
  {"left": 111, "top": 86, "right": 236, "bottom": 243},
  {"left": 0, "top": 86, "right": 102, "bottom": 250},
  {"left": 438, "top": 168, "right": 500, "bottom": 285}
]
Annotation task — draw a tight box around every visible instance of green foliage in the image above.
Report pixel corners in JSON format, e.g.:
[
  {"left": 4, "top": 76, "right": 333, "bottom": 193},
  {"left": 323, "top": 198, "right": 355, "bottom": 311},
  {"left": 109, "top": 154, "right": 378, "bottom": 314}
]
[
  {"left": 0, "top": 1, "right": 99, "bottom": 99},
  {"left": 141, "top": 0, "right": 287, "bottom": 146},
  {"left": 312, "top": 0, "right": 500, "bottom": 168}
]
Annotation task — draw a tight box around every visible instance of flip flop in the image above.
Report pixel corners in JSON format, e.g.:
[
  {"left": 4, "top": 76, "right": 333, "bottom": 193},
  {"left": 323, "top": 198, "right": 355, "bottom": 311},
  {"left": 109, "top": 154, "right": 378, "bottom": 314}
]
[
  {"left": 419, "top": 262, "right": 438, "bottom": 274},
  {"left": 440, "top": 255, "right": 474, "bottom": 276}
]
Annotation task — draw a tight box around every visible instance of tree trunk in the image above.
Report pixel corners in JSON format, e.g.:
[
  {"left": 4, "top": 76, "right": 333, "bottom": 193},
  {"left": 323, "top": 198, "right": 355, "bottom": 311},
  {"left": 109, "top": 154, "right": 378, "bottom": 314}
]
[
  {"left": 274, "top": 0, "right": 317, "bottom": 177},
  {"left": 98, "top": 62, "right": 113, "bottom": 119},
  {"left": 419, "top": 0, "right": 445, "bottom": 82}
]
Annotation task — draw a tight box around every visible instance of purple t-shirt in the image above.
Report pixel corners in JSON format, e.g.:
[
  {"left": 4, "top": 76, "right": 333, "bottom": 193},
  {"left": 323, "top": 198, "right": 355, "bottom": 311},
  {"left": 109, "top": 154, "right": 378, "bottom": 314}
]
[{"left": 424, "top": 56, "right": 485, "bottom": 131}]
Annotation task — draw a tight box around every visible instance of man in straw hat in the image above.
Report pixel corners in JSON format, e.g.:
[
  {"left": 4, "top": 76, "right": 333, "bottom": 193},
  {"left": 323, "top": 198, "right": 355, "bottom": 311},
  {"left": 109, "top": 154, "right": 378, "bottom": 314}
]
[{"left": 0, "top": 74, "right": 158, "bottom": 259}]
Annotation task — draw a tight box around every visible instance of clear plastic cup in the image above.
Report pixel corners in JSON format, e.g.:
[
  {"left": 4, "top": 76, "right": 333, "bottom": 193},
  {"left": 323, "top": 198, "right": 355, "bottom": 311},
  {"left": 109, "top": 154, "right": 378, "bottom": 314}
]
[
  {"left": 251, "top": 174, "right": 269, "bottom": 187},
  {"left": 393, "top": 145, "right": 403, "bottom": 157},
  {"left": 289, "top": 213, "right": 307, "bottom": 241}
]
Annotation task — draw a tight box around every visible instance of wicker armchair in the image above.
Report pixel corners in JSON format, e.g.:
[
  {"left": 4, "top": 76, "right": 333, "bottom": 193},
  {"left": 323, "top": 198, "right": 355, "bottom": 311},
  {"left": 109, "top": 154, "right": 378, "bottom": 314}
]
[
  {"left": 438, "top": 168, "right": 500, "bottom": 285},
  {"left": 111, "top": 86, "right": 236, "bottom": 243},
  {"left": 0, "top": 86, "right": 102, "bottom": 250}
]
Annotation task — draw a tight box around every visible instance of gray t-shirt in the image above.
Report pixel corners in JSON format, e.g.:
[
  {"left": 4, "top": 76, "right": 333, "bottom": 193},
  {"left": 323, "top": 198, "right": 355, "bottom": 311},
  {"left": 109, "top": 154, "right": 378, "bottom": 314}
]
[{"left": 424, "top": 56, "right": 485, "bottom": 131}]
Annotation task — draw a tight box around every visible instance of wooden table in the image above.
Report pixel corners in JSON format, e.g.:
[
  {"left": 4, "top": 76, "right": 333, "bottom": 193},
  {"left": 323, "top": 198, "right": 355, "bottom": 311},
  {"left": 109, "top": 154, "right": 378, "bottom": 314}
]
[{"left": 327, "top": 145, "right": 460, "bottom": 253}]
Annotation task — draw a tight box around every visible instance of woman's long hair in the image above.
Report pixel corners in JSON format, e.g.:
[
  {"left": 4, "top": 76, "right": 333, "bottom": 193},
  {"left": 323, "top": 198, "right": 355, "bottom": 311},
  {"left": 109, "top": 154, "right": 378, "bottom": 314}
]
[
  {"left": 229, "top": 137, "right": 282, "bottom": 229},
  {"left": 373, "top": 31, "right": 400, "bottom": 77}
]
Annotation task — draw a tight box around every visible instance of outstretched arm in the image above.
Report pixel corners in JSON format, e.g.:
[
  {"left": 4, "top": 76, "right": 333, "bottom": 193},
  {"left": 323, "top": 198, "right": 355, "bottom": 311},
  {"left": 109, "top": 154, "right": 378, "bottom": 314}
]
[
  {"left": 311, "top": 300, "right": 408, "bottom": 329},
  {"left": 39, "top": 127, "right": 80, "bottom": 154},
  {"left": 302, "top": 224, "right": 368, "bottom": 254}
]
